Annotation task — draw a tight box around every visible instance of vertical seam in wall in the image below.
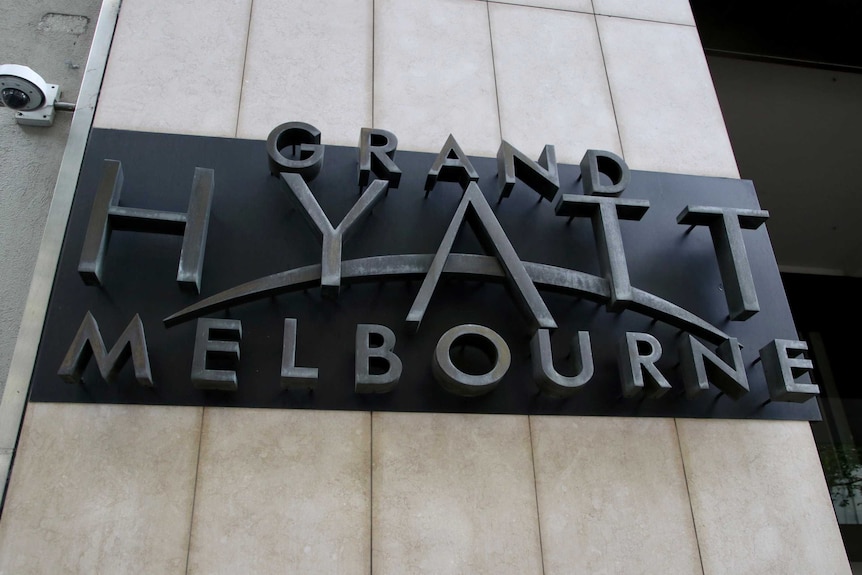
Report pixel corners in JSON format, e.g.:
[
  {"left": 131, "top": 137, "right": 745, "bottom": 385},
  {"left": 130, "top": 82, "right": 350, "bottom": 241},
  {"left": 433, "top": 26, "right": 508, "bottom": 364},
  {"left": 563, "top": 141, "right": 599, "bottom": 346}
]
[
  {"left": 234, "top": 0, "right": 256, "bottom": 138},
  {"left": 0, "top": 403, "right": 31, "bottom": 518},
  {"left": 0, "top": 406, "right": 30, "bottom": 518},
  {"left": 371, "top": 0, "right": 376, "bottom": 128},
  {"left": 528, "top": 416, "right": 547, "bottom": 575},
  {"left": 369, "top": 412, "right": 374, "bottom": 575},
  {"left": 184, "top": 407, "right": 206, "bottom": 575},
  {"left": 590, "top": 5, "right": 626, "bottom": 158},
  {"left": 674, "top": 418, "right": 706, "bottom": 575},
  {"left": 485, "top": 1, "right": 504, "bottom": 143}
]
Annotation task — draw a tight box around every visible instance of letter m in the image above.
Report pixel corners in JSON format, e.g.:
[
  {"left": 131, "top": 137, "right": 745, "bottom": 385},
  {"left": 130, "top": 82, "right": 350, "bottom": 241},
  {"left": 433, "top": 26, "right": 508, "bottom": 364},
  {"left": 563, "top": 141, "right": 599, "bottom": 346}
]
[{"left": 58, "top": 312, "right": 154, "bottom": 387}]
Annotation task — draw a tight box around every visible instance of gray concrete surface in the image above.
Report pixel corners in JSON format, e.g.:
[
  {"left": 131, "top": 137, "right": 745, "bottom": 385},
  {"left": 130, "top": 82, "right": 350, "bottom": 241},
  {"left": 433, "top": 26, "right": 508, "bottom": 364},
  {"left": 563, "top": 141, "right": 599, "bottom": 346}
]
[{"left": 0, "top": 1, "right": 102, "bottom": 400}]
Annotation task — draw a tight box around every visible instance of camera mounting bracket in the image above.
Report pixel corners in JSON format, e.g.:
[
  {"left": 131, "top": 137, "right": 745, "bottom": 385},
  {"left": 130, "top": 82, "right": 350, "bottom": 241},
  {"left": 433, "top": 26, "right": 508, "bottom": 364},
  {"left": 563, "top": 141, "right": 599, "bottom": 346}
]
[{"left": 14, "top": 83, "right": 59, "bottom": 127}]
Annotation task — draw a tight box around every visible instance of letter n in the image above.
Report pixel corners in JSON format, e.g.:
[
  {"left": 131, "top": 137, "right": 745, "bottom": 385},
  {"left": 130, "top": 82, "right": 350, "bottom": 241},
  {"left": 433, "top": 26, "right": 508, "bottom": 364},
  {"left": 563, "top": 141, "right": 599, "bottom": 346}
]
[
  {"left": 679, "top": 335, "right": 748, "bottom": 399},
  {"left": 58, "top": 312, "right": 154, "bottom": 387}
]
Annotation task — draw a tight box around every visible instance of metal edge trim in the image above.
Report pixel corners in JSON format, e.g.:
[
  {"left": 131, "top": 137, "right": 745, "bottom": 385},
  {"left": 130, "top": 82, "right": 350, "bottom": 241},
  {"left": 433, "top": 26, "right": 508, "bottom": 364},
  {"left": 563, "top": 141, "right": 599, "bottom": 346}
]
[{"left": 0, "top": 0, "right": 123, "bottom": 511}]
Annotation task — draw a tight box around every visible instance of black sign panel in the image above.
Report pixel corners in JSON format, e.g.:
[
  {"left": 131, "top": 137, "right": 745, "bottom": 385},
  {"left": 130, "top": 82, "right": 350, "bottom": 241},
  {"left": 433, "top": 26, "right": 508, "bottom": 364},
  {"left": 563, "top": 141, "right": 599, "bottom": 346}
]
[{"left": 28, "top": 128, "right": 820, "bottom": 420}]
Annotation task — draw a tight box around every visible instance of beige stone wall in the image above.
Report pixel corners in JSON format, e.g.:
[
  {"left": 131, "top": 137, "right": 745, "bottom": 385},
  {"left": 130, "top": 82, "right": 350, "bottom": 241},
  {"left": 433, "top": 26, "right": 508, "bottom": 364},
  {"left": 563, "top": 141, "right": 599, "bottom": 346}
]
[{"left": 0, "top": 1, "right": 851, "bottom": 573}]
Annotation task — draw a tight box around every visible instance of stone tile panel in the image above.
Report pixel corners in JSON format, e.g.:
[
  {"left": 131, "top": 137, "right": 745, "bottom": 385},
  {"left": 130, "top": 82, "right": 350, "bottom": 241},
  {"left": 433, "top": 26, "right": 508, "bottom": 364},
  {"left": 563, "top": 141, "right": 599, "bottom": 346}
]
[
  {"left": 597, "top": 16, "right": 739, "bottom": 177},
  {"left": 374, "top": 0, "right": 500, "bottom": 156},
  {"left": 0, "top": 403, "right": 202, "bottom": 574},
  {"left": 678, "top": 419, "right": 852, "bottom": 575},
  {"left": 372, "top": 412, "right": 542, "bottom": 575},
  {"left": 237, "top": 0, "right": 373, "bottom": 145},
  {"left": 186, "top": 408, "right": 371, "bottom": 575},
  {"left": 93, "top": 0, "right": 250, "bottom": 137},
  {"left": 531, "top": 416, "right": 703, "bottom": 575},
  {"left": 490, "top": 3, "right": 620, "bottom": 164}
]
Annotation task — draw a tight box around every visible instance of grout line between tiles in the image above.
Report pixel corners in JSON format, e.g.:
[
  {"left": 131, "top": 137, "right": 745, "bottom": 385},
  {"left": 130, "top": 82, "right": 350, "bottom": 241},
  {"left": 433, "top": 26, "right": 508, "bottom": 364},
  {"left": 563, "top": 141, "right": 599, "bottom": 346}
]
[
  {"left": 674, "top": 418, "right": 707, "bottom": 575},
  {"left": 487, "top": 1, "right": 592, "bottom": 16},
  {"left": 528, "top": 416, "right": 547, "bottom": 575},
  {"left": 234, "top": 0, "right": 257, "bottom": 138},
  {"left": 591, "top": 4, "right": 626, "bottom": 159},
  {"left": 184, "top": 408, "right": 206, "bottom": 575},
  {"left": 486, "top": 1, "right": 504, "bottom": 144},
  {"left": 590, "top": 12, "right": 695, "bottom": 27},
  {"left": 485, "top": 0, "right": 696, "bottom": 27}
]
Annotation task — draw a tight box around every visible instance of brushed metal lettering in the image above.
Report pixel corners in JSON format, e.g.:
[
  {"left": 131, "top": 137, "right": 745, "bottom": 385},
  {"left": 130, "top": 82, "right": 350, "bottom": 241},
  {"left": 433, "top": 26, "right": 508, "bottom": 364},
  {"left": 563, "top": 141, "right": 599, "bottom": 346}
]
[
  {"left": 432, "top": 324, "right": 510, "bottom": 397},
  {"left": 555, "top": 192, "right": 648, "bottom": 311},
  {"left": 679, "top": 335, "right": 748, "bottom": 399},
  {"left": 266, "top": 121, "right": 325, "bottom": 181},
  {"left": 191, "top": 318, "right": 242, "bottom": 391},
  {"left": 280, "top": 172, "right": 388, "bottom": 298},
  {"left": 406, "top": 182, "right": 556, "bottom": 333},
  {"left": 58, "top": 311, "right": 153, "bottom": 387},
  {"left": 760, "top": 339, "right": 819, "bottom": 402},
  {"left": 580, "top": 149, "right": 630, "bottom": 197},
  {"left": 355, "top": 324, "right": 401, "bottom": 393},
  {"left": 358, "top": 127, "right": 401, "bottom": 189},
  {"left": 530, "top": 328, "right": 593, "bottom": 397},
  {"left": 425, "top": 134, "right": 479, "bottom": 194},
  {"left": 496, "top": 140, "right": 559, "bottom": 203},
  {"left": 78, "top": 160, "right": 214, "bottom": 292},
  {"left": 677, "top": 206, "right": 769, "bottom": 320},
  {"left": 280, "top": 318, "right": 318, "bottom": 390},
  {"left": 619, "top": 332, "right": 671, "bottom": 398}
]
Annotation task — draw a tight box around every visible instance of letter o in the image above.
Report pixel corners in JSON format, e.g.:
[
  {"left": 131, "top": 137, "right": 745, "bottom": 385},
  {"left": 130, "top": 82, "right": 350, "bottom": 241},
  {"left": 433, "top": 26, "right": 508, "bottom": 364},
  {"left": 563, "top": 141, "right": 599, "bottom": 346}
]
[{"left": 432, "top": 324, "right": 511, "bottom": 397}]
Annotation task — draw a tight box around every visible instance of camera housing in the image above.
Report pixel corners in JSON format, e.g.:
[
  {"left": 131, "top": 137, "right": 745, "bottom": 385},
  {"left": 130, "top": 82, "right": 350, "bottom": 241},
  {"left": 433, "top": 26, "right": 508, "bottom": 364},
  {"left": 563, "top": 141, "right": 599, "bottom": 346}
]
[{"left": 0, "top": 64, "right": 60, "bottom": 126}]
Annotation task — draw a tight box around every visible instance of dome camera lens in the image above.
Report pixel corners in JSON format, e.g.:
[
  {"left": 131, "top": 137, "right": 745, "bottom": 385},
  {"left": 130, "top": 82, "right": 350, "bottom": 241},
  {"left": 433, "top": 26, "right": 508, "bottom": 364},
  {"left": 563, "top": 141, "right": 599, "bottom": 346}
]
[{"left": 1, "top": 87, "right": 30, "bottom": 110}]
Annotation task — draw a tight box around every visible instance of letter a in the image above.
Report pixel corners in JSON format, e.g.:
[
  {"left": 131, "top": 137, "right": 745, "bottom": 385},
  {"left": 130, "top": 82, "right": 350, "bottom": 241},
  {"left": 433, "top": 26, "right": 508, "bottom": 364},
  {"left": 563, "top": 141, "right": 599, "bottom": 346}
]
[{"left": 406, "top": 182, "right": 556, "bottom": 333}]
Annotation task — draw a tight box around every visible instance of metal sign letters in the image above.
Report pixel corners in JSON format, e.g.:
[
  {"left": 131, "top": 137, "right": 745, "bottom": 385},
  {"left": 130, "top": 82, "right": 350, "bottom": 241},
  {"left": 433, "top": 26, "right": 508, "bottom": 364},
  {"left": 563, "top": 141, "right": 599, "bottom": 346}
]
[{"left": 29, "top": 123, "right": 820, "bottom": 420}]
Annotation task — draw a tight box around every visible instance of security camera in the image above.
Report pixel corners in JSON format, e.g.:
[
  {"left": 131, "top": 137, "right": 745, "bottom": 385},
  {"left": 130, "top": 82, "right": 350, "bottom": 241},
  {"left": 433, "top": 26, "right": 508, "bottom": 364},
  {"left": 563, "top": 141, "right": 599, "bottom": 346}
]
[{"left": 0, "top": 64, "right": 75, "bottom": 127}]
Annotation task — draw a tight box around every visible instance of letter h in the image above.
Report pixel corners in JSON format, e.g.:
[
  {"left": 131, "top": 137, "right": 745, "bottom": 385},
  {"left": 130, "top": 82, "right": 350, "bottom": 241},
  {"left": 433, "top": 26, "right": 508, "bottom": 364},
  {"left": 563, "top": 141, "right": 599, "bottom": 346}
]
[{"left": 78, "top": 159, "right": 214, "bottom": 293}]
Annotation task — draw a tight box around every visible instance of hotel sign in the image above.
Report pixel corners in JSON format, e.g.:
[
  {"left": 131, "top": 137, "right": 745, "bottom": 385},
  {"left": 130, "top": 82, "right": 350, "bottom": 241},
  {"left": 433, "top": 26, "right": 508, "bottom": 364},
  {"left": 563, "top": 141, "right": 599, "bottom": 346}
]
[{"left": 28, "top": 123, "right": 820, "bottom": 420}]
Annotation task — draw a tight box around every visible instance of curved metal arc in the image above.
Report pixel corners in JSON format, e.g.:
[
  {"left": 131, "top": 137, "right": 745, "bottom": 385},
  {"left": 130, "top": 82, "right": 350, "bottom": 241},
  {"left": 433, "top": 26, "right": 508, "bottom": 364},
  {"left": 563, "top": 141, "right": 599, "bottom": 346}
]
[{"left": 163, "top": 254, "right": 730, "bottom": 344}]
